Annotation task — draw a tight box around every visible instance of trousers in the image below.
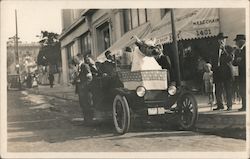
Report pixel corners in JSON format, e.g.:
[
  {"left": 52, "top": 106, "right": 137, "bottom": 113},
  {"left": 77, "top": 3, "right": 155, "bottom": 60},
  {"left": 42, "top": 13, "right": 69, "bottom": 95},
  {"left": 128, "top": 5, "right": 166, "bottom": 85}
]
[
  {"left": 77, "top": 83, "right": 93, "bottom": 122},
  {"left": 239, "top": 80, "right": 246, "bottom": 109},
  {"left": 215, "top": 80, "right": 233, "bottom": 109}
]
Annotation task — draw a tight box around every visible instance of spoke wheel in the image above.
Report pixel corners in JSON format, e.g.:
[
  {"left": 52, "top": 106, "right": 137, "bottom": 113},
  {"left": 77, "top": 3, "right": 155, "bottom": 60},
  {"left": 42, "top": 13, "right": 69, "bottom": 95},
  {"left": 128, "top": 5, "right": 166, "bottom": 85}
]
[
  {"left": 112, "top": 94, "right": 130, "bottom": 134},
  {"left": 177, "top": 94, "right": 198, "bottom": 130}
]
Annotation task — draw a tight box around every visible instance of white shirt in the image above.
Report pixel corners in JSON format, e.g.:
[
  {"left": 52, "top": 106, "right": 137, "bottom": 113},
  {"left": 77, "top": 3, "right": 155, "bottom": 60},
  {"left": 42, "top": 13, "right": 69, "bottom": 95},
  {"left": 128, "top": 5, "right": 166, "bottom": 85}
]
[
  {"left": 240, "top": 44, "right": 245, "bottom": 50},
  {"left": 218, "top": 48, "right": 223, "bottom": 66}
]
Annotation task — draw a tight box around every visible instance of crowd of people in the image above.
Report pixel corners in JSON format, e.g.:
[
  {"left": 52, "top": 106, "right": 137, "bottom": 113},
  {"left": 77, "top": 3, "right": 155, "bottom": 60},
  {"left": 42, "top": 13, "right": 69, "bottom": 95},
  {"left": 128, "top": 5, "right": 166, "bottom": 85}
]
[
  {"left": 23, "top": 72, "right": 55, "bottom": 89},
  {"left": 203, "top": 33, "right": 246, "bottom": 111},
  {"left": 71, "top": 50, "right": 116, "bottom": 124}
]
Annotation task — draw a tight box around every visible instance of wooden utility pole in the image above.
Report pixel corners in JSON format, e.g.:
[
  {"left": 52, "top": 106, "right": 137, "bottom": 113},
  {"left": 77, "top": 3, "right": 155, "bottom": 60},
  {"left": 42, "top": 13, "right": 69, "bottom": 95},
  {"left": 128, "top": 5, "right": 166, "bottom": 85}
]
[
  {"left": 170, "top": 9, "right": 181, "bottom": 86},
  {"left": 15, "top": 9, "right": 20, "bottom": 74}
]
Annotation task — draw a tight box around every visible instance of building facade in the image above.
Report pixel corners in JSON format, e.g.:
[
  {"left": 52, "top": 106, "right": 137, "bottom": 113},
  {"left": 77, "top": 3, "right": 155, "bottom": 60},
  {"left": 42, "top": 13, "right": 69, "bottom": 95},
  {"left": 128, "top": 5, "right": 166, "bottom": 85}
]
[
  {"left": 59, "top": 8, "right": 245, "bottom": 86},
  {"left": 7, "top": 41, "right": 40, "bottom": 76}
]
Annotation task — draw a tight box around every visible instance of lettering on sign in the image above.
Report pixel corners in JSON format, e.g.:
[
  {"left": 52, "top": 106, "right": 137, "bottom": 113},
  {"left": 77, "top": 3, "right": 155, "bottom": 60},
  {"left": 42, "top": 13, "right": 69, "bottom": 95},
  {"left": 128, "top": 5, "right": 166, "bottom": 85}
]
[
  {"left": 196, "top": 28, "right": 212, "bottom": 37},
  {"left": 193, "top": 18, "right": 219, "bottom": 28}
]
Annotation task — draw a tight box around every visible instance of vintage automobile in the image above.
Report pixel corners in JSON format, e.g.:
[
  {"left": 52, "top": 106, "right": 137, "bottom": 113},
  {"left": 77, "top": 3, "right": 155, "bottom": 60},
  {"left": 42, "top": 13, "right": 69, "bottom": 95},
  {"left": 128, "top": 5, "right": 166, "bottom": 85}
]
[{"left": 92, "top": 38, "right": 198, "bottom": 134}]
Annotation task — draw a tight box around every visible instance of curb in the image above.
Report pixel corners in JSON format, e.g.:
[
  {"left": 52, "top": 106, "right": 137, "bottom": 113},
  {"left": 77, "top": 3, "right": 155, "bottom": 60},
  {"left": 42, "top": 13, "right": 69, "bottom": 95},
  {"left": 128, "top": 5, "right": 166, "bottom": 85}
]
[{"left": 196, "top": 112, "right": 246, "bottom": 129}]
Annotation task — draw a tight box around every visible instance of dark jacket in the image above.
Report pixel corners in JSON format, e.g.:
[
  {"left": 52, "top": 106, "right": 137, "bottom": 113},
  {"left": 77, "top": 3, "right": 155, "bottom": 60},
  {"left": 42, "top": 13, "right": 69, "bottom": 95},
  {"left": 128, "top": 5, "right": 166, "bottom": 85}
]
[
  {"left": 233, "top": 46, "right": 246, "bottom": 82},
  {"left": 156, "top": 54, "right": 173, "bottom": 82},
  {"left": 76, "top": 63, "right": 93, "bottom": 93},
  {"left": 212, "top": 45, "right": 234, "bottom": 82},
  {"left": 89, "top": 64, "right": 101, "bottom": 77},
  {"left": 101, "top": 60, "right": 116, "bottom": 76},
  {"left": 48, "top": 74, "right": 54, "bottom": 81}
]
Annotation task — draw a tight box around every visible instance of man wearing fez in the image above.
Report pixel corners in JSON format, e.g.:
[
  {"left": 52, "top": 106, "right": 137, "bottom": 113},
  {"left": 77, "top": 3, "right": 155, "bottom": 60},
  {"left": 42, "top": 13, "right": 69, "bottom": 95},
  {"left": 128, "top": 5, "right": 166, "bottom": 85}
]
[
  {"left": 233, "top": 34, "right": 246, "bottom": 111},
  {"left": 212, "top": 33, "right": 234, "bottom": 111}
]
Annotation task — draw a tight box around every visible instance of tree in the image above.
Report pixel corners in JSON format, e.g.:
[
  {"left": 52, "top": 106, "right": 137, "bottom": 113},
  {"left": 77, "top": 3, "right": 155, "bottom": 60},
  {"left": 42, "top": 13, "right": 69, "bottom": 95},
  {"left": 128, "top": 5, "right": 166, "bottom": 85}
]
[{"left": 37, "top": 31, "right": 61, "bottom": 67}]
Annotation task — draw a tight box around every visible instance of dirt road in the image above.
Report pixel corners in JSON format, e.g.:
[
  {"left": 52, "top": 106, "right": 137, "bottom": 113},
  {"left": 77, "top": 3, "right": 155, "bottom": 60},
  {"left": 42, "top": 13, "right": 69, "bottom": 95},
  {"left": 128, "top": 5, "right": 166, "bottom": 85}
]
[{"left": 7, "top": 90, "right": 246, "bottom": 152}]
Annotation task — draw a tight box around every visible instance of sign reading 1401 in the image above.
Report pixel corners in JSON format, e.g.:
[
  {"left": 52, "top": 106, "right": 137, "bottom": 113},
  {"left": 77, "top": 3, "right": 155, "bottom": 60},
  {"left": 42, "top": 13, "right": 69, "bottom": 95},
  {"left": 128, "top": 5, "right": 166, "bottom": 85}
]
[{"left": 196, "top": 29, "right": 212, "bottom": 36}]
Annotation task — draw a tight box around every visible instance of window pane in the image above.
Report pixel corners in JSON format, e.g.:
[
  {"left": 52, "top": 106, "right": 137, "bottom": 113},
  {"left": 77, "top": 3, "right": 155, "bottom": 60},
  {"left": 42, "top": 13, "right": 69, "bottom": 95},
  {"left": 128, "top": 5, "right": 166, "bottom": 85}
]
[
  {"left": 84, "top": 37, "right": 87, "bottom": 52},
  {"left": 80, "top": 32, "right": 91, "bottom": 55},
  {"left": 138, "top": 9, "right": 146, "bottom": 25},
  {"left": 96, "top": 22, "right": 111, "bottom": 53},
  {"left": 67, "top": 44, "right": 72, "bottom": 62},
  {"left": 103, "top": 27, "right": 110, "bottom": 50},
  {"left": 87, "top": 34, "right": 91, "bottom": 51},
  {"left": 123, "top": 9, "right": 131, "bottom": 33},
  {"left": 131, "top": 9, "right": 139, "bottom": 28}
]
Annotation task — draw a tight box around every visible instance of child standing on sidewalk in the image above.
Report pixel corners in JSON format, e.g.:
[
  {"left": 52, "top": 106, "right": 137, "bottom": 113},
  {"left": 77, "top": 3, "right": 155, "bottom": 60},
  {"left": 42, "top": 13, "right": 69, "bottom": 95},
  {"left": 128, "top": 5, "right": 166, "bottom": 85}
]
[{"left": 203, "top": 63, "right": 214, "bottom": 109}]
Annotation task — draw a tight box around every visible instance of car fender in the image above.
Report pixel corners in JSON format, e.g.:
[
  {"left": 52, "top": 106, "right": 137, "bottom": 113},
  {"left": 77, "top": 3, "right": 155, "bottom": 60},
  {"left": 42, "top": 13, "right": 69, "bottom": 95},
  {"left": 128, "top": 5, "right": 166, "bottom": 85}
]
[{"left": 113, "top": 87, "right": 132, "bottom": 96}]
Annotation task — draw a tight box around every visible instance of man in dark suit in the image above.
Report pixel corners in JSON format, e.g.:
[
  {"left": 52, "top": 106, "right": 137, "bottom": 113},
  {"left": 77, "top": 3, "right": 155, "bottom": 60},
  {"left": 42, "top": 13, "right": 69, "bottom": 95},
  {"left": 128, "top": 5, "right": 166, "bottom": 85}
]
[
  {"left": 75, "top": 53, "right": 94, "bottom": 124},
  {"left": 212, "top": 33, "right": 234, "bottom": 111},
  {"left": 101, "top": 50, "right": 116, "bottom": 76},
  {"left": 233, "top": 34, "right": 246, "bottom": 111}
]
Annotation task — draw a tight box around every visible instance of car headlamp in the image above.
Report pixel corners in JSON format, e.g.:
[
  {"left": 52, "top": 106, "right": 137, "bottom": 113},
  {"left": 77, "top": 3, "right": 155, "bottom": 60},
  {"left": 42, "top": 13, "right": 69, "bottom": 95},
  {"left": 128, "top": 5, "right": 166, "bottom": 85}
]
[
  {"left": 136, "top": 86, "right": 146, "bottom": 97},
  {"left": 168, "top": 85, "right": 177, "bottom": 95}
]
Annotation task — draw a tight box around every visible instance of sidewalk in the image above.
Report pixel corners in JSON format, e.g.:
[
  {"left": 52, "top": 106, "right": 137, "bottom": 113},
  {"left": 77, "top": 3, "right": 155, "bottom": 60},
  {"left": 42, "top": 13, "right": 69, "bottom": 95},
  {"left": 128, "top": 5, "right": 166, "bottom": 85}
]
[
  {"left": 28, "top": 84, "right": 246, "bottom": 130},
  {"left": 29, "top": 84, "right": 78, "bottom": 102}
]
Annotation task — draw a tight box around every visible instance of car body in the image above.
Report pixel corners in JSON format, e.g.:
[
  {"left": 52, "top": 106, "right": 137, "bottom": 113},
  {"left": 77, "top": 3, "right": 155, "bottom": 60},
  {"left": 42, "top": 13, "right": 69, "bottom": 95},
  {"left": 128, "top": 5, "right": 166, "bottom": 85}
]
[{"left": 91, "top": 68, "right": 198, "bottom": 134}]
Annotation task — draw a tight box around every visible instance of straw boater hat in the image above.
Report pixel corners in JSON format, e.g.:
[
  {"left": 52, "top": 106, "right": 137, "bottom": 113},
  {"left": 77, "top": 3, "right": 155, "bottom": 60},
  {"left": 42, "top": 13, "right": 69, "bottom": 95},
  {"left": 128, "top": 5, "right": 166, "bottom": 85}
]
[{"left": 233, "top": 34, "right": 246, "bottom": 41}]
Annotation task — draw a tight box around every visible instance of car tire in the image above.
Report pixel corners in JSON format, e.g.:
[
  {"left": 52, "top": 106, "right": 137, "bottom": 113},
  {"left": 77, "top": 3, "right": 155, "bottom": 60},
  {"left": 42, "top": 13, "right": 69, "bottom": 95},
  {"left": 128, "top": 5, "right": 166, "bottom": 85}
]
[
  {"left": 112, "top": 94, "right": 130, "bottom": 134},
  {"left": 177, "top": 93, "right": 198, "bottom": 130}
]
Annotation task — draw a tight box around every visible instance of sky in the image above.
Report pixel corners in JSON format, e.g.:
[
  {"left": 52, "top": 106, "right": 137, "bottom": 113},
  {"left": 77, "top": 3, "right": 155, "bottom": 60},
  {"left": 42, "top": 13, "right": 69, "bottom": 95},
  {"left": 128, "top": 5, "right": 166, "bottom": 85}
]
[{"left": 2, "top": 1, "right": 62, "bottom": 43}]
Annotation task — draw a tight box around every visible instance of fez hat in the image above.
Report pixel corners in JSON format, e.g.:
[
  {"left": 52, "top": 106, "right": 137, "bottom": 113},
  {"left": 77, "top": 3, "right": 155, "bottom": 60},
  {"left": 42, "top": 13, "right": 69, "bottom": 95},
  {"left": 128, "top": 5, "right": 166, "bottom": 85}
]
[
  {"left": 217, "top": 32, "right": 228, "bottom": 39},
  {"left": 234, "top": 34, "right": 246, "bottom": 41}
]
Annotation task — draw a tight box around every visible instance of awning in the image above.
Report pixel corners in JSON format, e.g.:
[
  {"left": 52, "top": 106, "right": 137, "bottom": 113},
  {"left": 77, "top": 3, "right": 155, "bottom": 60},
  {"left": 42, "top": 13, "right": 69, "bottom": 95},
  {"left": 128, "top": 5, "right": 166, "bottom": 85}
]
[
  {"left": 96, "top": 22, "right": 152, "bottom": 62},
  {"left": 145, "top": 9, "right": 220, "bottom": 44}
]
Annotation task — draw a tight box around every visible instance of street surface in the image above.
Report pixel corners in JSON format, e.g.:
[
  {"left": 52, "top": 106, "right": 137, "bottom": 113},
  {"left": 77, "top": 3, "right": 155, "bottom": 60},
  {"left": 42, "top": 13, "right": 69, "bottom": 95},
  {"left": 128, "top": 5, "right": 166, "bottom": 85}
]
[{"left": 7, "top": 90, "right": 246, "bottom": 152}]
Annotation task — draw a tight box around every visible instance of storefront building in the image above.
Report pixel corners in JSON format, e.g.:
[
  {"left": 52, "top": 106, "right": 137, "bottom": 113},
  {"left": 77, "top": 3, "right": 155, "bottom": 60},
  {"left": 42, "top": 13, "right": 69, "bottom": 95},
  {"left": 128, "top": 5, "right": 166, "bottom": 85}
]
[
  {"left": 59, "top": 8, "right": 245, "bottom": 88},
  {"left": 59, "top": 9, "right": 163, "bottom": 84}
]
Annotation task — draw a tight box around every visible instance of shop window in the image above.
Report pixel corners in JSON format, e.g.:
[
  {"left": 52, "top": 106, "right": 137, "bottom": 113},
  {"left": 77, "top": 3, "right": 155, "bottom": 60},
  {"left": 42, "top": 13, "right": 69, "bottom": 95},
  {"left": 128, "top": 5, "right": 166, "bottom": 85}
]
[
  {"left": 96, "top": 21, "right": 111, "bottom": 54},
  {"left": 80, "top": 32, "right": 91, "bottom": 55},
  {"left": 123, "top": 9, "right": 132, "bottom": 33},
  {"left": 161, "top": 9, "right": 170, "bottom": 18},
  {"left": 123, "top": 9, "right": 148, "bottom": 33},
  {"left": 66, "top": 43, "right": 74, "bottom": 65}
]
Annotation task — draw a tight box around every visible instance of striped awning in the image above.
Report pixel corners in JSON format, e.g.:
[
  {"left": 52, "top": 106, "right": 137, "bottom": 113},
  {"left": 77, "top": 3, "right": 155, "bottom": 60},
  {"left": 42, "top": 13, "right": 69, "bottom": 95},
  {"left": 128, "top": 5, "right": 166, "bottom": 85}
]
[{"left": 145, "top": 8, "right": 220, "bottom": 44}]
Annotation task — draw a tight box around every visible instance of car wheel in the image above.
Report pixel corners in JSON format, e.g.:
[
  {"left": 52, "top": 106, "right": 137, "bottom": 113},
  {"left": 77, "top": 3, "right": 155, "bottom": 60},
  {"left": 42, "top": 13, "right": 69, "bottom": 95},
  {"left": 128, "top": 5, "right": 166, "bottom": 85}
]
[
  {"left": 112, "top": 94, "right": 130, "bottom": 134},
  {"left": 177, "top": 93, "right": 198, "bottom": 130}
]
